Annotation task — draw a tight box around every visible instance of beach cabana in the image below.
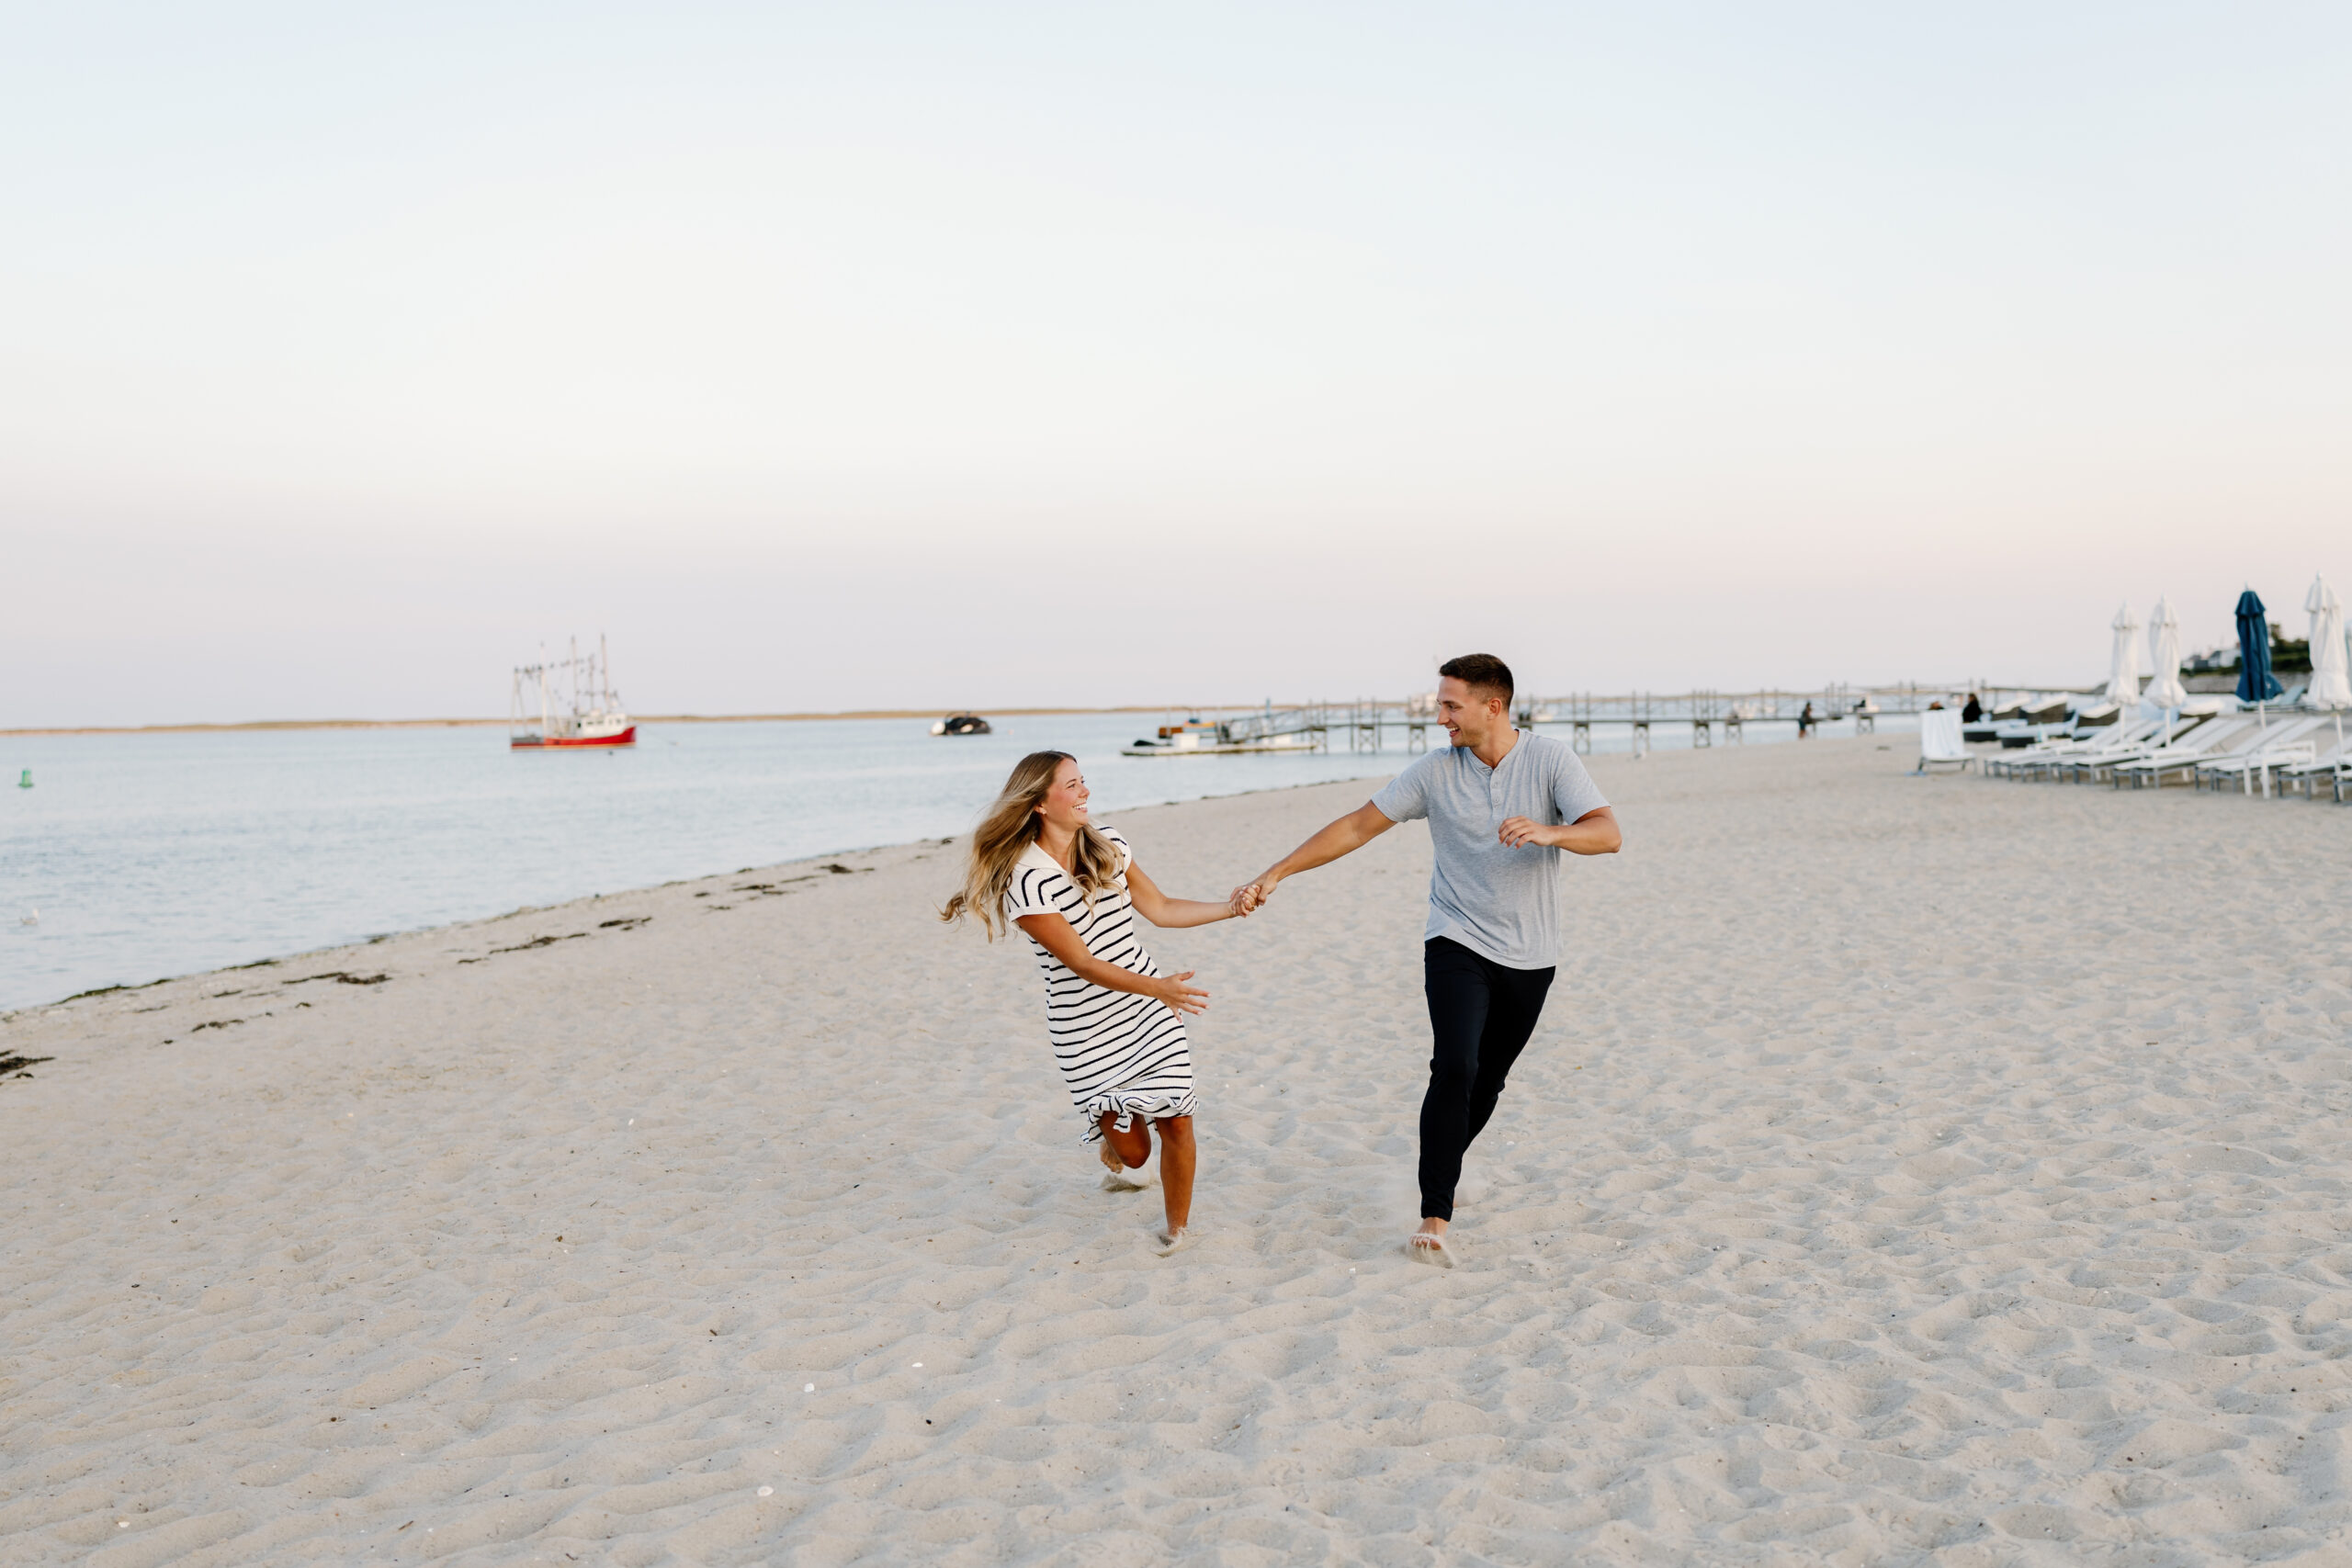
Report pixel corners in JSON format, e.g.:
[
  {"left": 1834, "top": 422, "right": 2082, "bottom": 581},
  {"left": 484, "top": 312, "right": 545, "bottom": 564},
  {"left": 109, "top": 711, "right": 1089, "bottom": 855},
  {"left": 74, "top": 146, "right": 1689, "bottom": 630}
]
[
  {"left": 1909, "top": 715, "right": 1966, "bottom": 775},
  {"left": 1913, "top": 709, "right": 1972, "bottom": 773}
]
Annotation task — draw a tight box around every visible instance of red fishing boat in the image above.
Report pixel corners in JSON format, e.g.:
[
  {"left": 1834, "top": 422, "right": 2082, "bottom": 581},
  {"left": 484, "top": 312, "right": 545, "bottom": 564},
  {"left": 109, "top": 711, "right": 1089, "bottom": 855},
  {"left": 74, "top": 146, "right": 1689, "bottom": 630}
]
[{"left": 511, "top": 636, "right": 637, "bottom": 749}]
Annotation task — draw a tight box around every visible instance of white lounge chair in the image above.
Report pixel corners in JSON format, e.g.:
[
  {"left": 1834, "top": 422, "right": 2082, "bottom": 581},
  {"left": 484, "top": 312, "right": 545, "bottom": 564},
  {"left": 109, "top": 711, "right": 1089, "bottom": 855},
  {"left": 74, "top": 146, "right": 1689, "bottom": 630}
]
[
  {"left": 2273, "top": 727, "right": 2352, "bottom": 799},
  {"left": 2105, "top": 716, "right": 2262, "bottom": 788},
  {"left": 2060, "top": 711, "right": 2225, "bottom": 784},
  {"left": 2192, "top": 716, "right": 2327, "bottom": 795},
  {"left": 1913, "top": 710, "right": 1972, "bottom": 773},
  {"left": 1995, "top": 716, "right": 2165, "bottom": 781}
]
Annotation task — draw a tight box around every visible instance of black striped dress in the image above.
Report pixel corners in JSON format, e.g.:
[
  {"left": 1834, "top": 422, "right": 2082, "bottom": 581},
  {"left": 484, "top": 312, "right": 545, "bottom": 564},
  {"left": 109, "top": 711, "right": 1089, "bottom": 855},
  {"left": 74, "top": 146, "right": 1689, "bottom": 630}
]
[{"left": 1004, "top": 827, "right": 1197, "bottom": 1143}]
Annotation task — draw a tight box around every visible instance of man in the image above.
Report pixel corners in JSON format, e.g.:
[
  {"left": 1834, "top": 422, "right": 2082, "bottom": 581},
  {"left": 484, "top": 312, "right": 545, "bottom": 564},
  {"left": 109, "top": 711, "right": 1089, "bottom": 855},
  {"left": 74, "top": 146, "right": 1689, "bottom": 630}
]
[{"left": 1232, "top": 654, "right": 1621, "bottom": 1265}]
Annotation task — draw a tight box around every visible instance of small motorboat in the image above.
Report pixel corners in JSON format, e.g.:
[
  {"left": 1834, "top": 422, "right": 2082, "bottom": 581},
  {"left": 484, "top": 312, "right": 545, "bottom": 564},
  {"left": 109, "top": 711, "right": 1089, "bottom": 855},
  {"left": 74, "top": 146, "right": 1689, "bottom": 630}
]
[
  {"left": 1125, "top": 717, "right": 1216, "bottom": 753},
  {"left": 1123, "top": 715, "right": 1317, "bottom": 757},
  {"left": 932, "top": 713, "right": 992, "bottom": 736}
]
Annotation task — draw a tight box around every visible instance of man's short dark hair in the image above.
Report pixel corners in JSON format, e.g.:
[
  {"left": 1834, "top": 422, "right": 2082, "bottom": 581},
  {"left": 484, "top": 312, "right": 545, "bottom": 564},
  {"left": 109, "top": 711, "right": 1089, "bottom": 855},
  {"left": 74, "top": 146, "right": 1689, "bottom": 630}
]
[{"left": 1438, "top": 653, "right": 1513, "bottom": 705}]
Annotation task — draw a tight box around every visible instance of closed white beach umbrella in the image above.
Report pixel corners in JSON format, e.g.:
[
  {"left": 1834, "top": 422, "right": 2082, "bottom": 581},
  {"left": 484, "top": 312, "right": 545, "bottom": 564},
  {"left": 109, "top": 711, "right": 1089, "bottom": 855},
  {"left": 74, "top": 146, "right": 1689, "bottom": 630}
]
[
  {"left": 2307, "top": 577, "right": 2351, "bottom": 749},
  {"left": 2143, "top": 596, "right": 2187, "bottom": 707},
  {"left": 2143, "top": 595, "right": 2187, "bottom": 739},
  {"left": 2104, "top": 602, "right": 2143, "bottom": 705}
]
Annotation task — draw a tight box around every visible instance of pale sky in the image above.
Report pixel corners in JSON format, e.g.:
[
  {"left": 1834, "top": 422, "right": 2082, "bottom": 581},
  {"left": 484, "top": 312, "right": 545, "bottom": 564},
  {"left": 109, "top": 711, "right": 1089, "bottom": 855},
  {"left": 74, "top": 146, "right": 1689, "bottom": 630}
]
[{"left": 7, "top": 3, "right": 2349, "bottom": 726}]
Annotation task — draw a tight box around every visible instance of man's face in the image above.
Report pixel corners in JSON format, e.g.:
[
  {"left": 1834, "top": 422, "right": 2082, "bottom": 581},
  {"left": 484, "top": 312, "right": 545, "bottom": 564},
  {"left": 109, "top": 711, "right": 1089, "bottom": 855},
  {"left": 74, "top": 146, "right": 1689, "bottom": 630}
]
[{"left": 1436, "top": 676, "right": 1506, "bottom": 747}]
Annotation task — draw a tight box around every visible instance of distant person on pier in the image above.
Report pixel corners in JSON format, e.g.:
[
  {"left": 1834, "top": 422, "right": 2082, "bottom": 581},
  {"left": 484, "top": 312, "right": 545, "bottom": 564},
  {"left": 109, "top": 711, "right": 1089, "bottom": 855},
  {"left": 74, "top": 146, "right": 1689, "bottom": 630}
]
[
  {"left": 1962, "top": 693, "right": 1984, "bottom": 724},
  {"left": 1798, "top": 701, "right": 1817, "bottom": 739},
  {"left": 1228, "top": 654, "right": 1621, "bottom": 1266}
]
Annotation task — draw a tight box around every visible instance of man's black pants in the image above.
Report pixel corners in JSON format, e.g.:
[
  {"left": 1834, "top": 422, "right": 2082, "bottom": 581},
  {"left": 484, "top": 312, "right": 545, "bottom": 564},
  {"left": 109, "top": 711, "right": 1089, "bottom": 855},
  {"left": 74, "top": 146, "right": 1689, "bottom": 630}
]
[{"left": 1419, "top": 936, "right": 1556, "bottom": 1222}]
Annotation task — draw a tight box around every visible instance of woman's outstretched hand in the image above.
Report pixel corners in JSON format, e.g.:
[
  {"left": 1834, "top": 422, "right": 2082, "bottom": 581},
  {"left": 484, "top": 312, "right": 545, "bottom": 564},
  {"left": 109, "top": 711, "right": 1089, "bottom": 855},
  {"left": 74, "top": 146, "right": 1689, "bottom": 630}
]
[
  {"left": 1152, "top": 970, "right": 1210, "bottom": 1015},
  {"left": 1227, "top": 882, "right": 1269, "bottom": 917}
]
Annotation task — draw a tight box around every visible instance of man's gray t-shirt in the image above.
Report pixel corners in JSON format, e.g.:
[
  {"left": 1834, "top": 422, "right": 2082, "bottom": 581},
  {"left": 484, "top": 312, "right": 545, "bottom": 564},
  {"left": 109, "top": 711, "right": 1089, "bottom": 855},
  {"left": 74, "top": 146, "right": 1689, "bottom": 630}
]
[{"left": 1370, "top": 731, "right": 1609, "bottom": 970}]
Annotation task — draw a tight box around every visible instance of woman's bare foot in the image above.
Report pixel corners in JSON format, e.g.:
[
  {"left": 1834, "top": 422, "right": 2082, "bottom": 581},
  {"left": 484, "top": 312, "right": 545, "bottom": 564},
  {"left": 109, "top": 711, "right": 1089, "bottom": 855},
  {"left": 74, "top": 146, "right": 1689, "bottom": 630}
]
[
  {"left": 1408, "top": 1219, "right": 1453, "bottom": 1268},
  {"left": 1097, "top": 1114, "right": 1155, "bottom": 1190},
  {"left": 1100, "top": 1139, "right": 1154, "bottom": 1190},
  {"left": 1156, "top": 1227, "right": 1192, "bottom": 1257}
]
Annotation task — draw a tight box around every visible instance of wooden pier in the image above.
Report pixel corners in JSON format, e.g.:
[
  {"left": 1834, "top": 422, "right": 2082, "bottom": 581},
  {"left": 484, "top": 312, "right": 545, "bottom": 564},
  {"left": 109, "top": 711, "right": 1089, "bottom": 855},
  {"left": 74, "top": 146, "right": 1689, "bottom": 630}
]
[{"left": 1133, "top": 685, "right": 1967, "bottom": 758}]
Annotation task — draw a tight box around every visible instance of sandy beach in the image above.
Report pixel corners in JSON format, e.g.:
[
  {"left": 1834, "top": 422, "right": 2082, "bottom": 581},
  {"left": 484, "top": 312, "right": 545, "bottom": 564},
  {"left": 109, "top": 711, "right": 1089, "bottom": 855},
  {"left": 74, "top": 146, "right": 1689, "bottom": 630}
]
[{"left": 6, "top": 734, "right": 2352, "bottom": 1565}]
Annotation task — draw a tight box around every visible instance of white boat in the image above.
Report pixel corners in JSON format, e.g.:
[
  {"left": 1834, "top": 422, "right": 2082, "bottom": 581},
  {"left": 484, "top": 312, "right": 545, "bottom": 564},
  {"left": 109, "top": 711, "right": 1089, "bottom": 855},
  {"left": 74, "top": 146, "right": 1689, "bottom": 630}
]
[{"left": 1123, "top": 715, "right": 1319, "bottom": 757}]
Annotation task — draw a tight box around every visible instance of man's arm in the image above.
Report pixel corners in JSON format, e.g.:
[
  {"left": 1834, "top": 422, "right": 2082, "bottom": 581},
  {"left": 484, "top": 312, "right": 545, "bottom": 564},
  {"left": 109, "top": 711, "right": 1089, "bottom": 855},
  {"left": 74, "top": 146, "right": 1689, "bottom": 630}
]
[
  {"left": 1498, "top": 805, "right": 1621, "bottom": 854},
  {"left": 1231, "top": 800, "right": 1396, "bottom": 912}
]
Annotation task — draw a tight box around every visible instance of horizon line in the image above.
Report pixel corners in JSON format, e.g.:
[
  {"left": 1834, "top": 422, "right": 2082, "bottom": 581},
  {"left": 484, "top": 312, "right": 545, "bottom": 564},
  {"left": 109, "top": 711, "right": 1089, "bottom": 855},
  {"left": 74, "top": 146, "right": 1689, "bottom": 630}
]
[
  {"left": 0, "top": 706, "right": 1192, "bottom": 738},
  {"left": 1, "top": 682, "right": 2058, "bottom": 737}
]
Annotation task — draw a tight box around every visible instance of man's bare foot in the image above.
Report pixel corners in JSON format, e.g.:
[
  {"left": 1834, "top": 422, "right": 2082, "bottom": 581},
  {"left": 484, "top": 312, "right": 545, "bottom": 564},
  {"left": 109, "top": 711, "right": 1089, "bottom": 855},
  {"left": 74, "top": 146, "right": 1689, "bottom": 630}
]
[{"left": 1408, "top": 1219, "right": 1453, "bottom": 1268}]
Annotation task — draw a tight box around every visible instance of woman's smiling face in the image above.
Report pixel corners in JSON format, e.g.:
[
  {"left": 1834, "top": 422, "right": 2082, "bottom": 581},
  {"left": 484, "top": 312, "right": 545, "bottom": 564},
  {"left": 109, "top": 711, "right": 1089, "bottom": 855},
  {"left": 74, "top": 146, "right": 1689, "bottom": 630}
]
[{"left": 1035, "top": 757, "right": 1090, "bottom": 830}]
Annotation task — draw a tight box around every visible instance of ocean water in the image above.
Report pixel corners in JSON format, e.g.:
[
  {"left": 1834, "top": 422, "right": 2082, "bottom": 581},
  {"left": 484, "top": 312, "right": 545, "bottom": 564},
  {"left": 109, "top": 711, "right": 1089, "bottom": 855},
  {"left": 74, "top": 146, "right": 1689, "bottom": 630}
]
[{"left": 0, "top": 710, "right": 1893, "bottom": 1010}]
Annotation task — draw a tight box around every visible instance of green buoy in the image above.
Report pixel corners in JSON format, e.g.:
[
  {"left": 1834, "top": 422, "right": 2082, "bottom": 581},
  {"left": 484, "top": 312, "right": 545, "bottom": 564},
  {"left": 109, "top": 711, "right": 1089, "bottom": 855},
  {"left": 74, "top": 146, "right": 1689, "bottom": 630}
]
[{"left": 15, "top": 770, "right": 27, "bottom": 789}]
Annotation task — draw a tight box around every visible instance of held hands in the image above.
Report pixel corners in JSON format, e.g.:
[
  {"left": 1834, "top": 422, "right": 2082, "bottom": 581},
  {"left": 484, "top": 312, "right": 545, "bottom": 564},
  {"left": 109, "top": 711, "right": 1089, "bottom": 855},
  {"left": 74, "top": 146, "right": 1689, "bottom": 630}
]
[
  {"left": 1151, "top": 970, "right": 1210, "bottom": 1015},
  {"left": 1228, "top": 822, "right": 1553, "bottom": 921}
]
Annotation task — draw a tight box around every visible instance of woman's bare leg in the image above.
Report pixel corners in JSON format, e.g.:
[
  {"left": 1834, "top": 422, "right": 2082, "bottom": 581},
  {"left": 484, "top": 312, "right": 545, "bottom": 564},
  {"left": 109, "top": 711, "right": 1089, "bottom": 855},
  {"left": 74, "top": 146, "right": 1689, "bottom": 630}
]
[
  {"left": 1098, "top": 1112, "right": 1152, "bottom": 1172},
  {"left": 1152, "top": 1115, "right": 1195, "bottom": 1235}
]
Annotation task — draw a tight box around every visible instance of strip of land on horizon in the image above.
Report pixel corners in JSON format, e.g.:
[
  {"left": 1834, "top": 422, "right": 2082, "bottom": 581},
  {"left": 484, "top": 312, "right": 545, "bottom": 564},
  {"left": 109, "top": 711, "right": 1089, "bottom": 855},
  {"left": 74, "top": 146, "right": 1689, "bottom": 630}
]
[{"left": 0, "top": 706, "right": 1196, "bottom": 737}]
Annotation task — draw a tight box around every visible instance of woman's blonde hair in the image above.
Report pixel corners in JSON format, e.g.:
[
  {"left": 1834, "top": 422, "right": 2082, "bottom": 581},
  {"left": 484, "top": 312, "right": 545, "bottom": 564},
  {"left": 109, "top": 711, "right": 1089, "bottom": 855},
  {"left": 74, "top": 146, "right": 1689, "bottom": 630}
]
[{"left": 940, "top": 750, "right": 1124, "bottom": 939}]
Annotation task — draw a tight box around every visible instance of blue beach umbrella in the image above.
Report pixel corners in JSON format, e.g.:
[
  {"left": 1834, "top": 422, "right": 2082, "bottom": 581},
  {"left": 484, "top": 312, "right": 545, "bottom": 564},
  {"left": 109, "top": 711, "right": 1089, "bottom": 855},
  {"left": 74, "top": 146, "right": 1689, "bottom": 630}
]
[{"left": 2234, "top": 588, "right": 2282, "bottom": 725}]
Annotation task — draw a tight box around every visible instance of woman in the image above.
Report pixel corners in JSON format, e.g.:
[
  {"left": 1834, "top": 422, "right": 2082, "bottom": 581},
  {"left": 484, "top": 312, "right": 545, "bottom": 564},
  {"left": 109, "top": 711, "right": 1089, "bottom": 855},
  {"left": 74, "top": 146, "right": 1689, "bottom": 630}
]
[{"left": 942, "top": 750, "right": 1245, "bottom": 1255}]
